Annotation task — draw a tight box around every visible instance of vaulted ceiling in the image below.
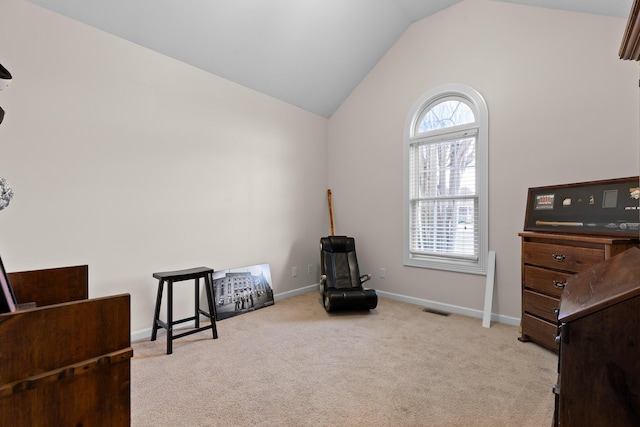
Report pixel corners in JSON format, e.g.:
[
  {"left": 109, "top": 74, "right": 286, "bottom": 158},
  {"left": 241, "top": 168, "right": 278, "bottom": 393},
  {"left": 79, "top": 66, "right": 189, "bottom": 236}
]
[{"left": 26, "top": 0, "right": 633, "bottom": 117}]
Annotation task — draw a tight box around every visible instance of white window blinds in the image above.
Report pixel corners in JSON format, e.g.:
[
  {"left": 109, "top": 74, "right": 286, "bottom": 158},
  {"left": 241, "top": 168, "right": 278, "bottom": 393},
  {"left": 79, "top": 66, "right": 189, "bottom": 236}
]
[{"left": 409, "top": 129, "right": 478, "bottom": 261}]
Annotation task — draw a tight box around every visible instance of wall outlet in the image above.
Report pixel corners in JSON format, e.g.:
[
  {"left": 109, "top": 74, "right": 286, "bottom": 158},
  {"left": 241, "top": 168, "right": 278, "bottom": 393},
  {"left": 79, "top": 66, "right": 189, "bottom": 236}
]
[
  {"left": 307, "top": 264, "right": 313, "bottom": 274},
  {"left": 379, "top": 268, "right": 386, "bottom": 279},
  {"left": 292, "top": 266, "right": 298, "bottom": 277}
]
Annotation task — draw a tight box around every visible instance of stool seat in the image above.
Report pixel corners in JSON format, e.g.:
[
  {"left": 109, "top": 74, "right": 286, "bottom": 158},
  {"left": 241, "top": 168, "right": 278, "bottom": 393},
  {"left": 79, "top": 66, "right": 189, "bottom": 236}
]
[
  {"left": 153, "top": 267, "right": 213, "bottom": 282},
  {"left": 151, "top": 266, "right": 218, "bottom": 354}
]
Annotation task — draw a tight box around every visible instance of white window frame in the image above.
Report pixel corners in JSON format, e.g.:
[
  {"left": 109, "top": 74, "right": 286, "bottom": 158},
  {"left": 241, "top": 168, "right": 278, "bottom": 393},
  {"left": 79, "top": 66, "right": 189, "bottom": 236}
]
[{"left": 403, "top": 84, "right": 489, "bottom": 275}]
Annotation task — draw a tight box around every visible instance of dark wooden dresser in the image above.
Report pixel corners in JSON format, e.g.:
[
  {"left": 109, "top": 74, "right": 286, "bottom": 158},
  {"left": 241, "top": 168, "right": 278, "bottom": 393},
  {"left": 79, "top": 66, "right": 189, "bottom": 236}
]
[
  {"left": 518, "top": 232, "right": 638, "bottom": 352},
  {"left": 552, "top": 246, "right": 640, "bottom": 426}
]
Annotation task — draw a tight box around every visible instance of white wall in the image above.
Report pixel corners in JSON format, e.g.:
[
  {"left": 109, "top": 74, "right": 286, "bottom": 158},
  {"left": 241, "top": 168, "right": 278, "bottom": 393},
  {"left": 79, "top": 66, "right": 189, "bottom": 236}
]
[
  {"left": 1, "top": 0, "right": 637, "bottom": 335},
  {"left": 0, "top": 0, "right": 329, "bottom": 336},
  {"left": 328, "top": 0, "right": 639, "bottom": 321}
]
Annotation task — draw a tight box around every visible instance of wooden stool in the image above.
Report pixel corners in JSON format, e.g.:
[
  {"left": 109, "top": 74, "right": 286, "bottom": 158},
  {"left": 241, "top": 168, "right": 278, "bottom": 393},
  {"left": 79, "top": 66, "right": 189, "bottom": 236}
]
[{"left": 151, "top": 267, "right": 218, "bottom": 354}]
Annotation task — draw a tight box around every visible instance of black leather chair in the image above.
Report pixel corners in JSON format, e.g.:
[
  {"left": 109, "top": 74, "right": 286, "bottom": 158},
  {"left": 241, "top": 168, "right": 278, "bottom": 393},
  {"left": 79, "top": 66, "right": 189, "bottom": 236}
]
[{"left": 319, "top": 236, "right": 377, "bottom": 312}]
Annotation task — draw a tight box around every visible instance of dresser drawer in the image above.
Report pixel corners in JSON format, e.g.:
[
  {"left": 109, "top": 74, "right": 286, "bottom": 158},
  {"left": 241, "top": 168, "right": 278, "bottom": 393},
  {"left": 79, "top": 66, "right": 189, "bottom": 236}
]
[
  {"left": 523, "top": 290, "right": 559, "bottom": 323},
  {"left": 522, "top": 242, "right": 604, "bottom": 272},
  {"left": 523, "top": 265, "right": 572, "bottom": 297},
  {"left": 520, "top": 232, "right": 640, "bottom": 353},
  {"left": 522, "top": 313, "right": 559, "bottom": 352}
]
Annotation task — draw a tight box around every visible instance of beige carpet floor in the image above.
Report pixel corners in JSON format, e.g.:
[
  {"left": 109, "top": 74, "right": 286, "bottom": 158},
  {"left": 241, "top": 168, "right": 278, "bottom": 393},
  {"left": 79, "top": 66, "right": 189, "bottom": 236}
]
[{"left": 131, "top": 291, "right": 557, "bottom": 426}]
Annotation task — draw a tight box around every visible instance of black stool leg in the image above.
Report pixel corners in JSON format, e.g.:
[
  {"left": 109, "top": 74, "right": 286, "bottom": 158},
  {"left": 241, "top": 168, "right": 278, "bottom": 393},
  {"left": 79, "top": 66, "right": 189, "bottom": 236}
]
[
  {"left": 167, "top": 280, "right": 173, "bottom": 355},
  {"left": 194, "top": 277, "right": 200, "bottom": 329},
  {"left": 205, "top": 273, "right": 218, "bottom": 339},
  {"left": 151, "top": 279, "right": 164, "bottom": 341}
]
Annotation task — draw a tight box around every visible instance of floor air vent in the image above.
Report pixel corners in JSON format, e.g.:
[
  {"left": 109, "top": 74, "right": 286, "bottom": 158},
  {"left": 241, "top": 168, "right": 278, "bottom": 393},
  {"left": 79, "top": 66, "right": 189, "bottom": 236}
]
[{"left": 423, "top": 308, "right": 450, "bottom": 316}]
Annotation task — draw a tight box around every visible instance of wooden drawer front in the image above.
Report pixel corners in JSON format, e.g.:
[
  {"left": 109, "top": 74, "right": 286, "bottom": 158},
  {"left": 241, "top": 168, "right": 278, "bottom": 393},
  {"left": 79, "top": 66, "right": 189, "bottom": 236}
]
[
  {"left": 523, "top": 265, "right": 572, "bottom": 297},
  {"left": 522, "top": 313, "right": 559, "bottom": 352},
  {"left": 523, "top": 290, "right": 559, "bottom": 323},
  {"left": 522, "top": 242, "right": 604, "bottom": 272}
]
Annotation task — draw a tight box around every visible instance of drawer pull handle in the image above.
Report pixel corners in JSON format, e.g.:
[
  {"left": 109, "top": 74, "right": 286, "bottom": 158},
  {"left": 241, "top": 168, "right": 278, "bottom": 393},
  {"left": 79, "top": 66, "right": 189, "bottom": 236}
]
[
  {"left": 553, "top": 280, "right": 566, "bottom": 289},
  {"left": 551, "top": 253, "right": 566, "bottom": 262}
]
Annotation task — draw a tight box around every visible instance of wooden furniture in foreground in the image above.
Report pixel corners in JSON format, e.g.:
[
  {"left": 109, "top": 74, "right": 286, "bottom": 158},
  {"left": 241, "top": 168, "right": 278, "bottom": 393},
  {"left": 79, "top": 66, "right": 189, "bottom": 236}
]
[
  {"left": 151, "top": 267, "right": 218, "bottom": 354},
  {"left": 8, "top": 264, "right": 89, "bottom": 306},
  {"left": 620, "top": 0, "right": 640, "bottom": 60},
  {"left": 0, "top": 265, "right": 132, "bottom": 427},
  {"left": 552, "top": 247, "right": 640, "bottom": 426},
  {"left": 518, "top": 232, "right": 638, "bottom": 351}
]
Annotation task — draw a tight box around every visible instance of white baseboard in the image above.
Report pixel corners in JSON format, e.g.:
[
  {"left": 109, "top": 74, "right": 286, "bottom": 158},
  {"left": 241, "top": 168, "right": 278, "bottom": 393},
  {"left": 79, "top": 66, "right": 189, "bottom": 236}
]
[
  {"left": 131, "top": 284, "right": 519, "bottom": 342},
  {"left": 273, "top": 283, "right": 318, "bottom": 301},
  {"left": 132, "top": 328, "right": 154, "bottom": 343},
  {"left": 376, "top": 290, "right": 520, "bottom": 327}
]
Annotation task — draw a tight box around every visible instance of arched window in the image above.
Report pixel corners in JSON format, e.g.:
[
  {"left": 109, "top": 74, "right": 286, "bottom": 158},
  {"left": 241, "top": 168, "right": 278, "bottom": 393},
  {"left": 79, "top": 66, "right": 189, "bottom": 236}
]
[{"left": 404, "top": 84, "right": 488, "bottom": 275}]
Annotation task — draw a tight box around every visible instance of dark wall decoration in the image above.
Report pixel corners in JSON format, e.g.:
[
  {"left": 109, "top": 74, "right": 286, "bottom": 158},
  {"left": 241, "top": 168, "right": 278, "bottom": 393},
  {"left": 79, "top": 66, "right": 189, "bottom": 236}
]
[
  {"left": 0, "top": 62, "right": 11, "bottom": 125},
  {"left": 0, "top": 62, "right": 13, "bottom": 211},
  {"left": 524, "top": 176, "right": 640, "bottom": 237}
]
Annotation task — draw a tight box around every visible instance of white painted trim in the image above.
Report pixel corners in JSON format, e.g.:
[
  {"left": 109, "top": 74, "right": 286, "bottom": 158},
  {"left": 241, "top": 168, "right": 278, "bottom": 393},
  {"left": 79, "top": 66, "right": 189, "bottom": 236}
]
[
  {"left": 273, "top": 283, "right": 318, "bottom": 301},
  {"left": 482, "top": 250, "right": 496, "bottom": 328},
  {"left": 132, "top": 328, "right": 155, "bottom": 343},
  {"left": 376, "top": 290, "right": 520, "bottom": 327},
  {"left": 131, "top": 284, "right": 519, "bottom": 341},
  {"left": 403, "top": 83, "right": 489, "bottom": 275}
]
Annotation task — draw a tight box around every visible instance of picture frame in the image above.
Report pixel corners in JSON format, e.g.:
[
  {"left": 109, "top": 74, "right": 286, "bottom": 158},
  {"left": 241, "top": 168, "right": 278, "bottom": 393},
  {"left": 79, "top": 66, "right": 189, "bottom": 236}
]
[
  {"left": 209, "top": 263, "right": 274, "bottom": 321},
  {"left": 524, "top": 176, "right": 640, "bottom": 237},
  {"left": 0, "top": 255, "right": 17, "bottom": 313}
]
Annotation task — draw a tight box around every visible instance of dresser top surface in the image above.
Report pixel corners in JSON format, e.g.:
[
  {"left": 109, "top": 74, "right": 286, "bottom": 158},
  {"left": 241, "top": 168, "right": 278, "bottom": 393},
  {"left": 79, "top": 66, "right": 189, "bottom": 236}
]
[
  {"left": 559, "top": 247, "right": 640, "bottom": 322},
  {"left": 519, "top": 231, "right": 640, "bottom": 245}
]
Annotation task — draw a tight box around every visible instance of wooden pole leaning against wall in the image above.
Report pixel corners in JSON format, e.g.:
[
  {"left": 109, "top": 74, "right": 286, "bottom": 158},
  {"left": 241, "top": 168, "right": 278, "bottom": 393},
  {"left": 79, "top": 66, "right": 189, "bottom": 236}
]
[{"left": 327, "top": 189, "right": 335, "bottom": 236}]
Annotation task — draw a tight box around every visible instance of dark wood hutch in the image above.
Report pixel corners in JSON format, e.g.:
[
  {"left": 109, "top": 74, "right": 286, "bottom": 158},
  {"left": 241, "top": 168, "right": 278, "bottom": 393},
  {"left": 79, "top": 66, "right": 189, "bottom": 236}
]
[
  {"left": 518, "top": 176, "right": 640, "bottom": 425},
  {"left": 519, "top": 177, "right": 640, "bottom": 351}
]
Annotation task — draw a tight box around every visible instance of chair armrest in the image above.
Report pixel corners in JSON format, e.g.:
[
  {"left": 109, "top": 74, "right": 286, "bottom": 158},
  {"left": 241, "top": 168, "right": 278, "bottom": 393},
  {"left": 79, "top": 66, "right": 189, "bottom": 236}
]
[{"left": 360, "top": 274, "right": 372, "bottom": 285}]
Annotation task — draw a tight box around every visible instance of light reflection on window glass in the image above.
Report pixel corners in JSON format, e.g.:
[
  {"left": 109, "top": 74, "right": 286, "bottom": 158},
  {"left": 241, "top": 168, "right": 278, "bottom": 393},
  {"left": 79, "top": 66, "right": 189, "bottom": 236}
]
[{"left": 418, "top": 100, "right": 475, "bottom": 133}]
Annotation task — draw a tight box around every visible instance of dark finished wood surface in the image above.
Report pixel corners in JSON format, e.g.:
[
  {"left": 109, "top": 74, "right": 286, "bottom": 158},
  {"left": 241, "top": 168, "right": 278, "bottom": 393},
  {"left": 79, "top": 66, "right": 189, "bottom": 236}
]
[{"left": 0, "top": 265, "right": 131, "bottom": 427}]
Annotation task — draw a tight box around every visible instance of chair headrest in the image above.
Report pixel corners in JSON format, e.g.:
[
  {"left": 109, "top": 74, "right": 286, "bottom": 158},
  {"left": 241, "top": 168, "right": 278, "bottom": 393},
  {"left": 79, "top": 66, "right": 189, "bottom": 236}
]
[{"left": 323, "top": 236, "right": 355, "bottom": 252}]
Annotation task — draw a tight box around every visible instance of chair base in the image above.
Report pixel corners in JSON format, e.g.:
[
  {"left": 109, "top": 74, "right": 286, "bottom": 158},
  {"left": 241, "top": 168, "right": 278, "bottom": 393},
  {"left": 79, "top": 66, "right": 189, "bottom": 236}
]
[{"left": 324, "top": 288, "right": 377, "bottom": 312}]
